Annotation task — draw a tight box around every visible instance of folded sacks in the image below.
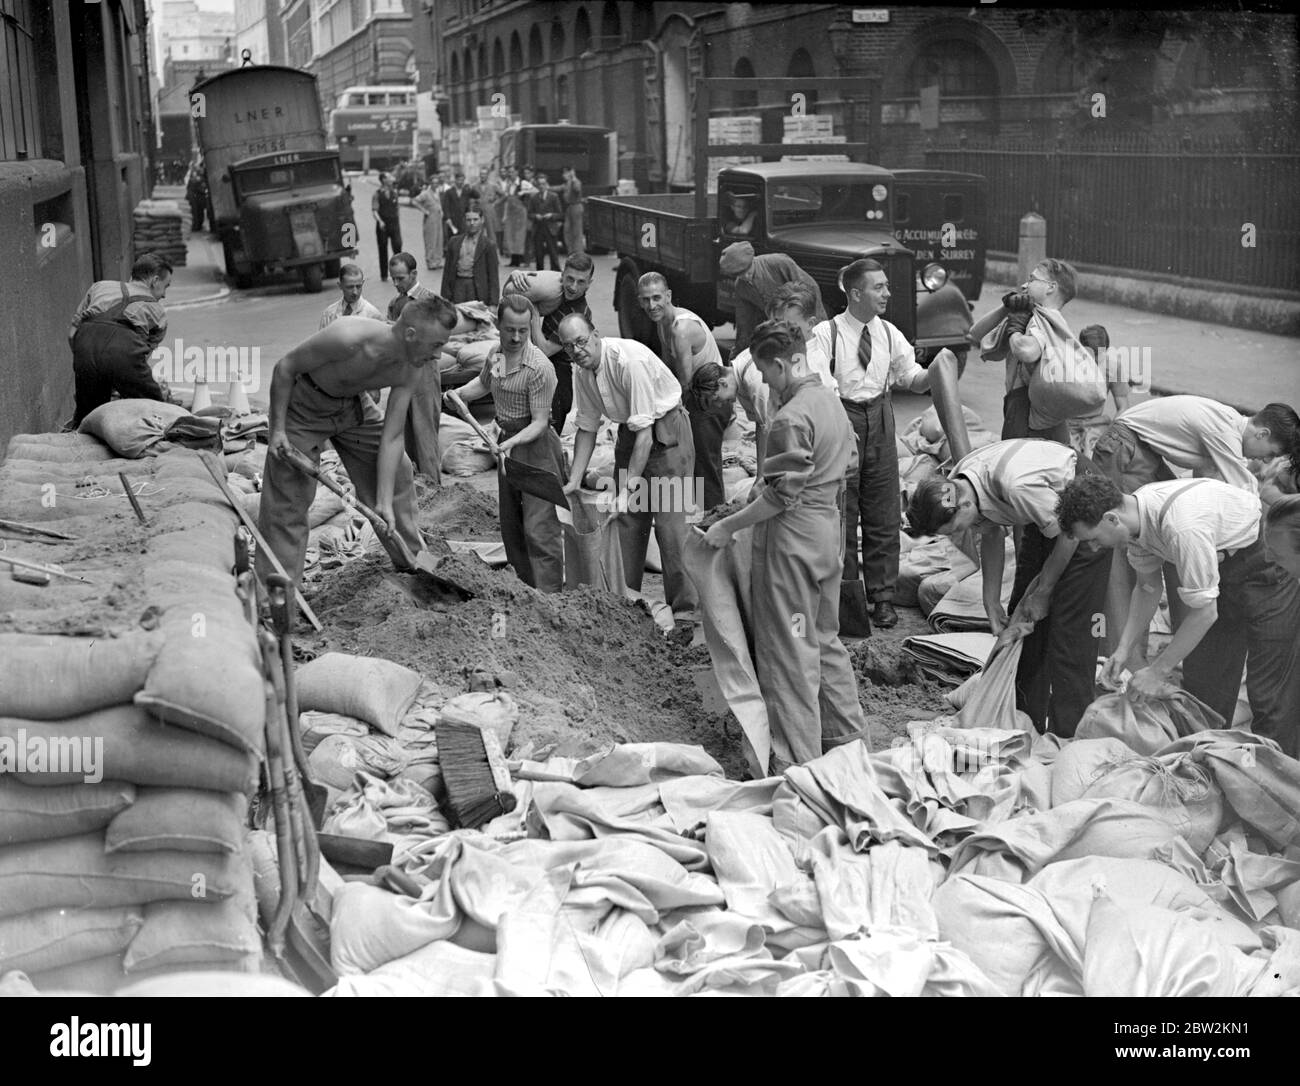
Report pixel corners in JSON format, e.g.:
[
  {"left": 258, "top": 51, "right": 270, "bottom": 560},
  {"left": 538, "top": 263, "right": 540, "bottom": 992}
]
[{"left": 296, "top": 653, "right": 424, "bottom": 737}]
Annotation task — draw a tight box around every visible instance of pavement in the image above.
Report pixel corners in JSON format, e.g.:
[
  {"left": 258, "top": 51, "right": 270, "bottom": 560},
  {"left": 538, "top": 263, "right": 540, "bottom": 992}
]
[{"left": 150, "top": 187, "right": 230, "bottom": 309}]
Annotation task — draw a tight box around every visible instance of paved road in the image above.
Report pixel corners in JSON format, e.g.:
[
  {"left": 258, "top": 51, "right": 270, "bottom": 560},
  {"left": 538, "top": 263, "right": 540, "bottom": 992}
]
[{"left": 165, "top": 172, "right": 1299, "bottom": 434}]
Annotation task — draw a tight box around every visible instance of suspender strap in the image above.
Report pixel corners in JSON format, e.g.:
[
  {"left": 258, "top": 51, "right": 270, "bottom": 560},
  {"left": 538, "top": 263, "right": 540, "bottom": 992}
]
[{"left": 1157, "top": 479, "right": 1213, "bottom": 535}]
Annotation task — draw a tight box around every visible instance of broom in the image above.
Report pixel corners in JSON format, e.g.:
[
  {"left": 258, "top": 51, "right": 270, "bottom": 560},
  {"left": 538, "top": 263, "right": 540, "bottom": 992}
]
[{"left": 434, "top": 719, "right": 517, "bottom": 829}]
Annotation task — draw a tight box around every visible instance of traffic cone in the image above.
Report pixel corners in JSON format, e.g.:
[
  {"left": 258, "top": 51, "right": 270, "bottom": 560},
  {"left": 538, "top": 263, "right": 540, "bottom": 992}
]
[
  {"left": 190, "top": 377, "right": 212, "bottom": 413},
  {"left": 225, "top": 378, "right": 252, "bottom": 416}
]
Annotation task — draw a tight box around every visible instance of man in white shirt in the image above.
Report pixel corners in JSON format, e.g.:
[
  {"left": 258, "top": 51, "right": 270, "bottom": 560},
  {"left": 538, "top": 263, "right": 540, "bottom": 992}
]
[
  {"left": 905, "top": 438, "right": 1111, "bottom": 737},
  {"left": 1059, "top": 473, "right": 1300, "bottom": 757},
  {"left": 806, "top": 257, "right": 958, "bottom": 629},
  {"left": 560, "top": 313, "right": 698, "bottom": 617},
  {"left": 318, "top": 264, "right": 385, "bottom": 329}
]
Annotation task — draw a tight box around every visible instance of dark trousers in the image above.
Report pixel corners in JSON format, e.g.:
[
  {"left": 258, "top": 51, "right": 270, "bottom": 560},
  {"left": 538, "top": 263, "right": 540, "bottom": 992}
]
[
  {"left": 550, "top": 356, "right": 573, "bottom": 435},
  {"left": 613, "top": 405, "right": 697, "bottom": 615},
  {"left": 377, "top": 219, "right": 402, "bottom": 278},
  {"left": 188, "top": 196, "right": 206, "bottom": 232},
  {"left": 533, "top": 224, "right": 562, "bottom": 270},
  {"left": 842, "top": 395, "right": 899, "bottom": 603},
  {"left": 497, "top": 419, "right": 564, "bottom": 593},
  {"left": 1002, "top": 385, "right": 1070, "bottom": 445},
  {"left": 683, "top": 387, "right": 732, "bottom": 512},
  {"left": 71, "top": 322, "right": 165, "bottom": 428},
  {"left": 1008, "top": 526, "right": 1111, "bottom": 737},
  {"left": 1184, "top": 534, "right": 1300, "bottom": 758}
]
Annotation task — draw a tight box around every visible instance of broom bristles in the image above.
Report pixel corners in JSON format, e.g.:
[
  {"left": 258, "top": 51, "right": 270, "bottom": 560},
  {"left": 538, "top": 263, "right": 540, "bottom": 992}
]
[{"left": 435, "top": 719, "right": 516, "bottom": 830}]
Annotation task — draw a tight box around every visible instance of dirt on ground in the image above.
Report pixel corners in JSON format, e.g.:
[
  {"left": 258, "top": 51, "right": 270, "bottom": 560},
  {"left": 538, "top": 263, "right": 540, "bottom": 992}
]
[{"left": 416, "top": 478, "right": 503, "bottom": 539}]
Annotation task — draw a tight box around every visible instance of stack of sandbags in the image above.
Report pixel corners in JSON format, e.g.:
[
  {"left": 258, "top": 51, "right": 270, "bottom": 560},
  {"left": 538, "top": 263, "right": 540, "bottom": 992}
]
[
  {"left": 132, "top": 199, "right": 187, "bottom": 267},
  {"left": 0, "top": 443, "right": 266, "bottom": 992}
]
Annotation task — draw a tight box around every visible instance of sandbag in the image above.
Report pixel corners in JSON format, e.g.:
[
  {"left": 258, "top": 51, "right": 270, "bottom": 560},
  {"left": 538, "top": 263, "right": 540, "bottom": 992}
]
[
  {"left": 78, "top": 399, "right": 191, "bottom": 458},
  {"left": 240, "top": 484, "right": 345, "bottom": 529},
  {"left": 948, "top": 639, "right": 1025, "bottom": 731},
  {"left": 0, "top": 778, "right": 135, "bottom": 846},
  {"left": 0, "top": 833, "right": 242, "bottom": 917},
  {"left": 6, "top": 432, "right": 116, "bottom": 463},
  {"left": 0, "top": 632, "right": 163, "bottom": 720},
  {"left": 1082, "top": 894, "right": 1260, "bottom": 997},
  {"left": 1076, "top": 689, "right": 1223, "bottom": 756},
  {"left": 295, "top": 653, "right": 424, "bottom": 737},
  {"left": 1050, "top": 737, "right": 1138, "bottom": 807},
  {"left": 1024, "top": 308, "right": 1108, "bottom": 431},
  {"left": 116, "top": 971, "right": 308, "bottom": 997},
  {"left": 682, "top": 526, "right": 767, "bottom": 779},
  {"left": 135, "top": 609, "right": 265, "bottom": 755},
  {"left": 0, "top": 906, "right": 143, "bottom": 974},
  {"left": 931, "top": 874, "right": 1054, "bottom": 996},
  {"left": 105, "top": 789, "right": 245, "bottom": 854},
  {"left": 442, "top": 440, "right": 496, "bottom": 477},
  {"left": 564, "top": 494, "right": 627, "bottom": 594},
  {"left": 439, "top": 691, "right": 519, "bottom": 750},
  {"left": 1080, "top": 756, "right": 1225, "bottom": 855},
  {"left": 123, "top": 894, "right": 260, "bottom": 973},
  {"left": 308, "top": 733, "right": 407, "bottom": 790},
  {"left": 0, "top": 705, "right": 258, "bottom": 793}
]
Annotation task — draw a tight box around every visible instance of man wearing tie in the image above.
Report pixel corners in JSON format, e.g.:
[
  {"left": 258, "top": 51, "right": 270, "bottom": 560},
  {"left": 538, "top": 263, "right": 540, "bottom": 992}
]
[
  {"left": 807, "top": 257, "right": 951, "bottom": 629},
  {"left": 318, "top": 264, "right": 385, "bottom": 328}
]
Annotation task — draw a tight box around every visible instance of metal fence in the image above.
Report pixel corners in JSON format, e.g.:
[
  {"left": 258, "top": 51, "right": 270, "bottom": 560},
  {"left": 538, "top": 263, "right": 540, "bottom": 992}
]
[{"left": 924, "top": 133, "right": 1300, "bottom": 293}]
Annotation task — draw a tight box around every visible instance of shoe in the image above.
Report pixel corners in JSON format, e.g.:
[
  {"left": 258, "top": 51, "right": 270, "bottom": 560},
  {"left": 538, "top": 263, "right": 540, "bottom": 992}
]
[{"left": 870, "top": 601, "right": 898, "bottom": 629}]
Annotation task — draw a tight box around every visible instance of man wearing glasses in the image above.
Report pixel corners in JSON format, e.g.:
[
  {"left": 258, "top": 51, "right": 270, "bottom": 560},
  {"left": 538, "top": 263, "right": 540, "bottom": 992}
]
[{"left": 559, "top": 314, "right": 698, "bottom": 619}]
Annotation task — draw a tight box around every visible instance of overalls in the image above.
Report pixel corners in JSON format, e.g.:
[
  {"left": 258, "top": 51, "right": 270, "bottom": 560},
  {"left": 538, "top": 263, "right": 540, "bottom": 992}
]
[{"left": 71, "top": 283, "right": 166, "bottom": 427}]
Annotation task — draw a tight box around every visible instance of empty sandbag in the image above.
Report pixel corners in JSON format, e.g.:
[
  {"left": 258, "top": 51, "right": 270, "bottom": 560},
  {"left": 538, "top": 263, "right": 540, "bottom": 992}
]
[
  {"left": 0, "top": 833, "right": 242, "bottom": 917},
  {"left": 295, "top": 653, "right": 424, "bottom": 737},
  {"left": 78, "top": 400, "right": 191, "bottom": 458},
  {"left": 308, "top": 733, "right": 407, "bottom": 790},
  {"left": 0, "top": 906, "right": 144, "bottom": 975},
  {"left": 0, "top": 778, "right": 136, "bottom": 846},
  {"left": 300, "top": 711, "right": 369, "bottom": 755},
  {"left": 0, "top": 632, "right": 163, "bottom": 719},
  {"left": 0, "top": 705, "right": 258, "bottom": 793},
  {"left": 105, "top": 789, "right": 246, "bottom": 854},
  {"left": 1076, "top": 689, "right": 1222, "bottom": 756}
]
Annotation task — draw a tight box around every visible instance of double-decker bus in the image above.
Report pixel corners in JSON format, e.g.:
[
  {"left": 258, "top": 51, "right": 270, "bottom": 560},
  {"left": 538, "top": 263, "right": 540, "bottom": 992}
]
[{"left": 328, "top": 85, "right": 417, "bottom": 171}]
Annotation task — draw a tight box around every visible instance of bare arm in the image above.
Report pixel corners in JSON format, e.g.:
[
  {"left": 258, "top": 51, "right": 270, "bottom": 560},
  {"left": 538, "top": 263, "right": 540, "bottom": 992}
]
[
  {"left": 1014, "top": 532, "right": 1079, "bottom": 623},
  {"left": 669, "top": 320, "right": 707, "bottom": 385},
  {"left": 501, "top": 399, "right": 552, "bottom": 457},
  {"left": 980, "top": 523, "right": 1009, "bottom": 633},
  {"left": 622, "top": 427, "right": 655, "bottom": 495},
  {"left": 1101, "top": 565, "right": 1163, "bottom": 686},
  {"left": 565, "top": 428, "right": 599, "bottom": 492}
]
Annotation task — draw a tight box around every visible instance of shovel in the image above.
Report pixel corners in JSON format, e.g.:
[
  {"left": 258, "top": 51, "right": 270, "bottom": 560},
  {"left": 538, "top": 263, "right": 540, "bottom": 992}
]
[
  {"left": 281, "top": 446, "right": 474, "bottom": 602},
  {"left": 444, "top": 389, "right": 570, "bottom": 509},
  {"left": 839, "top": 579, "right": 873, "bottom": 639}
]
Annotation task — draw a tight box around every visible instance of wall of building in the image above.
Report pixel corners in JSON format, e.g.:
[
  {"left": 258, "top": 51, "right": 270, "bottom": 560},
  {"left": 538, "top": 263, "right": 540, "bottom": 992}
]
[{"left": 0, "top": 1, "right": 152, "bottom": 450}]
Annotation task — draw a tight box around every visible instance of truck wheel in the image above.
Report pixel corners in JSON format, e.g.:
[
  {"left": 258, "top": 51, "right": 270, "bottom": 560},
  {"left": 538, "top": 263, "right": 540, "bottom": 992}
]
[
  {"left": 324, "top": 259, "right": 342, "bottom": 280},
  {"left": 300, "top": 264, "right": 324, "bottom": 293},
  {"left": 616, "top": 272, "right": 655, "bottom": 348}
]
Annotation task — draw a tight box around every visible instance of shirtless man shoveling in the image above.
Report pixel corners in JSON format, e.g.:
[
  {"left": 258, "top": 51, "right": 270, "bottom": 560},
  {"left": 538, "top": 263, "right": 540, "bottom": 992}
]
[{"left": 257, "top": 295, "right": 463, "bottom": 585}]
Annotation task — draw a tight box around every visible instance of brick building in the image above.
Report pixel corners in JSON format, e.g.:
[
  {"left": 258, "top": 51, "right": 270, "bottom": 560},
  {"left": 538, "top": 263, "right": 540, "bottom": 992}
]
[
  {"left": 0, "top": 1, "right": 156, "bottom": 448},
  {"left": 427, "top": 3, "right": 1297, "bottom": 190}
]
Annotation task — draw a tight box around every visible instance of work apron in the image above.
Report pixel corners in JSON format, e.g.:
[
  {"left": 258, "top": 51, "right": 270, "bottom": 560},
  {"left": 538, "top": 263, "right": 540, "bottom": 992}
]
[{"left": 496, "top": 414, "right": 565, "bottom": 592}]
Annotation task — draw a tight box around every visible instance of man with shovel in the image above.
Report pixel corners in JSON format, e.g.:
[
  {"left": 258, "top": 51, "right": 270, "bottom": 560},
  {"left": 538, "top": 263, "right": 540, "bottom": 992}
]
[
  {"left": 445, "top": 294, "right": 564, "bottom": 592},
  {"left": 257, "top": 295, "right": 461, "bottom": 586}
]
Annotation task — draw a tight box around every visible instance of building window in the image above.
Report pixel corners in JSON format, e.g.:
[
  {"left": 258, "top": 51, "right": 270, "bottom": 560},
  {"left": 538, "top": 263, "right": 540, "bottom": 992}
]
[
  {"left": 492, "top": 38, "right": 504, "bottom": 77},
  {"left": 574, "top": 7, "right": 592, "bottom": 56},
  {"left": 557, "top": 73, "right": 569, "bottom": 121},
  {"left": 509, "top": 30, "right": 522, "bottom": 70},
  {"left": 550, "top": 19, "right": 565, "bottom": 62},
  {"left": 528, "top": 24, "right": 543, "bottom": 67},
  {"left": 732, "top": 57, "right": 757, "bottom": 111},
  {"left": 1190, "top": 36, "right": 1272, "bottom": 89},
  {"left": 905, "top": 37, "right": 999, "bottom": 98},
  {"left": 600, "top": 1, "right": 621, "bottom": 44}
]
